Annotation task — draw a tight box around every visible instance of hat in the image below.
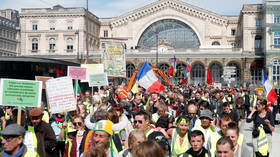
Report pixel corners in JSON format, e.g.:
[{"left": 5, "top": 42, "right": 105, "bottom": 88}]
[
  {"left": 12, "top": 106, "right": 26, "bottom": 114},
  {"left": 1, "top": 124, "right": 25, "bottom": 136},
  {"left": 199, "top": 109, "right": 213, "bottom": 120},
  {"left": 148, "top": 131, "right": 169, "bottom": 147},
  {"left": 94, "top": 120, "right": 113, "bottom": 135},
  {"left": 29, "top": 107, "right": 43, "bottom": 117}
]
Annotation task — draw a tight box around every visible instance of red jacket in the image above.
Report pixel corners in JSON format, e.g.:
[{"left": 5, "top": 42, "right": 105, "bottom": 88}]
[{"left": 63, "top": 136, "right": 78, "bottom": 157}]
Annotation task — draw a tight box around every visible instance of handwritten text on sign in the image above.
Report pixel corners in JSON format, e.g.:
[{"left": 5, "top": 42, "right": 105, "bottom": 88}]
[
  {"left": 46, "top": 77, "right": 76, "bottom": 114},
  {"left": 67, "top": 66, "right": 87, "bottom": 80}
]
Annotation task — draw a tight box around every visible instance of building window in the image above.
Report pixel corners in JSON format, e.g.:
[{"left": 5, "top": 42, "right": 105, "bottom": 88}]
[
  {"left": 49, "top": 38, "right": 55, "bottom": 51},
  {"left": 191, "top": 63, "right": 205, "bottom": 85},
  {"left": 67, "top": 38, "right": 73, "bottom": 51},
  {"left": 212, "top": 41, "right": 220, "bottom": 46},
  {"left": 255, "top": 35, "right": 262, "bottom": 49},
  {"left": 104, "top": 30, "right": 108, "bottom": 38},
  {"left": 67, "top": 21, "right": 73, "bottom": 30},
  {"left": 231, "top": 29, "right": 236, "bottom": 36},
  {"left": 274, "top": 15, "right": 280, "bottom": 24},
  {"left": 210, "top": 62, "right": 223, "bottom": 82},
  {"left": 32, "top": 24, "right": 38, "bottom": 30},
  {"left": 274, "top": 32, "right": 280, "bottom": 48},
  {"left": 256, "top": 19, "right": 261, "bottom": 27},
  {"left": 273, "top": 59, "right": 280, "bottom": 85},
  {"left": 175, "top": 63, "right": 186, "bottom": 81},
  {"left": 32, "top": 38, "right": 38, "bottom": 51},
  {"left": 226, "top": 62, "right": 241, "bottom": 85},
  {"left": 250, "top": 60, "right": 263, "bottom": 86},
  {"left": 126, "top": 64, "right": 135, "bottom": 78},
  {"left": 49, "top": 21, "right": 55, "bottom": 30},
  {"left": 159, "top": 63, "right": 170, "bottom": 75},
  {"left": 231, "top": 43, "right": 237, "bottom": 48}
]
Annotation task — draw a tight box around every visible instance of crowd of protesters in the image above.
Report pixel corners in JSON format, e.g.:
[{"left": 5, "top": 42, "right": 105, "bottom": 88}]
[{"left": 0, "top": 82, "right": 279, "bottom": 157}]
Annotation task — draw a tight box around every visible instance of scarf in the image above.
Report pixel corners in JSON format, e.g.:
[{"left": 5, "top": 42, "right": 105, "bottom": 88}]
[{"left": 3, "top": 145, "right": 24, "bottom": 157}]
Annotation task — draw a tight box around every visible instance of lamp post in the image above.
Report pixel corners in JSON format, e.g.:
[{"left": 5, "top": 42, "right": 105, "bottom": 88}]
[
  {"left": 155, "top": 31, "right": 159, "bottom": 68},
  {"left": 75, "top": 31, "right": 80, "bottom": 63}
]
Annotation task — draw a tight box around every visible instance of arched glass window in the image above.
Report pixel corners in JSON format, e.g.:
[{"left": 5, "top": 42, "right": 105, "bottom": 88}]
[
  {"left": 32, "top": 38, "right": 38, "bottom": 51},
  {"left": 255, "top": 35, "right": 262, "bottom": 49},
  {"left": 159, "top": 63, "right": 170, "bottom": 75},
  {"left": 210, "top": 62, "right": 222, "bottom": 82},
  {"left": 126, "top": 63, "right": 135, "bottom": 78},
  {"left": 49, "top": 38, "right": 56, "bottom": 51},
  {"left": 273, "top": 59, "right": 280, "bottom": 85},
  {"left": 226, "top": 62, "right": 241, "bottom": 85},
  {"left": 212, "top": 41, "right": 220, "bottom": 46},
  {"left": 67, "top": 38, "right": 73, "bottom": 51},
  {"left": 250, "top": 60, "right": 263, "bottom": 86},
  {"left": 175, "top": 63, "right": 186, "bottom": 81},
  {"left": 137, "top": 19, "right": 200, "bottom": 49},
  {"left": 191, "top": 63, "right": 205, "bottom": 85}
]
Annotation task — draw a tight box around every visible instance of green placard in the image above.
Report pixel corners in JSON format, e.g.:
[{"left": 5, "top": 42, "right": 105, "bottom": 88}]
[
  {"left": 89, "top": 73, "right": 109, "bottom": 87},
  {"left": 0, "top": 79, "right": 42, "bottom": 107}
]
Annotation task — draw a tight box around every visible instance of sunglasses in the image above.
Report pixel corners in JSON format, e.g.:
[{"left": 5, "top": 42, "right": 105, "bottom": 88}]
[
  {"left": 73, "top": 122, "right": 82, "bottom": 127},
  {"left": 134, "top": 120, "right": 143, "bottom": 124}
]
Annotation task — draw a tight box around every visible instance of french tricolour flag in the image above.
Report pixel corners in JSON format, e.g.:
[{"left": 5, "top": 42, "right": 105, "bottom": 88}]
[
  {"left": 136, "top": 62, "right": 165, "bottom": 93},
  {"left": 263, "top": 71, "right": 278, "bottom": 105}
]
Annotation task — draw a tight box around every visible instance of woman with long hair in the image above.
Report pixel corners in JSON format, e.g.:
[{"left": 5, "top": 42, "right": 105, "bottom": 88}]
[{"left": 132, "top": 141, "right": 165, "bottom": 157}]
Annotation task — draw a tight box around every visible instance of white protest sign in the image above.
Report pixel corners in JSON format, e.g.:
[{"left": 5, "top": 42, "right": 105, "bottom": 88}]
[{"left": 46, "top": 77, "right": 76, "bottom": 114}]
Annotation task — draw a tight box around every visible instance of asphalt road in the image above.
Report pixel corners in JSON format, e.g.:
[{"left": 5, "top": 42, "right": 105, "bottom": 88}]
[{"left": 240, "top": 120, "right": 280, "bottom": 157}]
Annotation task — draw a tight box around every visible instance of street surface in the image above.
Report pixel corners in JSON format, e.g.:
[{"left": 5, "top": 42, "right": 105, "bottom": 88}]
[{"left": 240, "top": 120, "right": 280, "bottom": 157}]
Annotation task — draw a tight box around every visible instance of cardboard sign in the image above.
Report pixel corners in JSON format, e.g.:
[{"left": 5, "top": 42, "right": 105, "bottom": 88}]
[
  {"left": 214, "top": 82, "right": 222, "bottom": 89},
  {"left": 89, "top": 73, "right": 109, "bottom": 87},
  {"left": 67, "top": 66, "right": 87, "bottom": 80},
  {"left": 0, "top": 79, "right": 42, "bottom": 107},
  {"left": 35, "top": 76, "right": 53, "bottom": 89},
  {"left": 46, "top": 77, "right": 76, "bottom": 114},
  {"left": 81, "top": 64, "right": 104, "bottom": 82}
]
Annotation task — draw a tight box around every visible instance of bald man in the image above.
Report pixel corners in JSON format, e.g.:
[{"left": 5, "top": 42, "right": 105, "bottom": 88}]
[{"left": 188, "top": 103, "right": 201, "bottom": 130}]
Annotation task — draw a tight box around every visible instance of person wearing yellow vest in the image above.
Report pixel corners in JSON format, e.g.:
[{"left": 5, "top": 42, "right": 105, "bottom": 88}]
[
  {"left": 226, "top": 122, "right": 250, "bottom": 157},
  {"left": 216, "top": 136, "right": 234, "bottom": 157},
  {"left": 182, "top": 130, "right": 211, "bottom": 157},
  {"left": 168, "top": 115, "right": 190, "bottom": 157},
  {"left": 152, "top": 103, "right": 169, "bottom": 124},
  {"left": 0, "top": 124, "right": 36, "bottom": 157},
  {"left": 29, "top": 107, "right": 57, "bottom": 157},
  {"left": 134, "top": 110, "right": 154, "bottom": 137}
]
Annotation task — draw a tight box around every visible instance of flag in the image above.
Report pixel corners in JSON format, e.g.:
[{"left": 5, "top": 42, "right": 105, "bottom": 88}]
[
  {"left": 118, "top": 85, "right": 128, "bottom": 99},
  {"left": 207, "top": 68, "right": 213, "bottom": 84},
  {"left": 263, "top": 71, "right": 277, "bottom": 105},
  {"left": 74, "top": 81, "right": 83, "bottom": 98},
  {"left": 136, "top": 62, "right": 165, "bottom": 93},
  {"left": 131, "top": 80, "right": 139, "bottom": 94},
  {"left": 168, "top": 56, "right": 177, "bottom": 77},
  {"left": 183, "top": 57, "right": 191, "bottom": 84}
]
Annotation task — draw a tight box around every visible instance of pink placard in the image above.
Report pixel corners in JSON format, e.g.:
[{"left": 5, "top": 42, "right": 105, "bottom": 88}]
[{"left": 67, "top": 66, "right": 87, "bottom": 80}]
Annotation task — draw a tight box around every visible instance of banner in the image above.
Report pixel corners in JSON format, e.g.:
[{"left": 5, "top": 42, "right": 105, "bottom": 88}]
[
  {"left": 89, "top": 73, "right": 109, "bottom": 87},
  {"left": 67, "top": 66, "right": 87, "bottom": 80},
  {"left": 35, "top": 76, "right": 53, "bottom": 89},
  {"left": 0, "top": 79, "right": 42, "bottom": 107},
  {"left": 104, "top": 43, "right": 126, "bottom": 77},
  {"left": 46, "top": 77, "right": 76, "bottom": 114},
  {"left": 81, "top": 64, "right": 104, "bottom": 82}
]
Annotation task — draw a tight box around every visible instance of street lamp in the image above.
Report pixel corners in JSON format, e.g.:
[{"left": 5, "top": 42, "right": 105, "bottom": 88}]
[
  {"left": 75, "top": 31, "right": 80, "bottom": 63},
  {"left": 155, "top": 31, "right": 159, "bottom": 68}
]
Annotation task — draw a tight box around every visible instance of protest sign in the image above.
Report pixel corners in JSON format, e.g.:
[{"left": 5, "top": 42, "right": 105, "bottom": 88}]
[
  {"left": 89, "top": 73, "right": 109, "bottom": 87},
  {"left": 67, "top": 66, "right": 87, "bottom": 80},
  {"left": 81, "top": 64, "right": 104, "bottom": 82},
  {"left": 46, "top": 77, "right": 76, "bottom": 114},
  {"left": 35, "top": 76, "right": 53, "bottom": 89},
  {"left": 0, "top": 79, "right": 42, "bottom": 107}
]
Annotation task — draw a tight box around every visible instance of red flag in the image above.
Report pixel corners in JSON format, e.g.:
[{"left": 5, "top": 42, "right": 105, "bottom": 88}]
[
  {"left": 118, "top": 85, "right": 127, "bottom": 99},
  {"left": 207, "top": 68, "right": 213, "bottom": 84},
  {"left": 168, "top": 66, "right": 174, "bottom": 77}
]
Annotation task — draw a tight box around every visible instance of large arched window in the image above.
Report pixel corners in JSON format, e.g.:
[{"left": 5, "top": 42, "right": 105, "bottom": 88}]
[
  {"left": 210, "top": 62, "right": 223, "bottom": 82},
  {"left": 273, "top": 59, "right": 280, "bottom": 85},
  {"left": 226, "top": 62, "right": 241, "bottom": 85},
  {"left": 250, "top": 60, "right": 263, "bottom": 86},
  {"left": 49, "top": 38, "right": 56, "bottom": 51},
  {"left": 126, "top": 63, "right": 135, "bottom": 78},
  {"left": 175, "top": 63, "right": 186, "bottom": 81},
  {"left": 159, "top": 63, "right": 170, "bottom": 75},
  {"left": 32, "top": 38, "right": 38, "bottom": 51},
  {"left": 67, "top": 38, "right": 73, "bottom": 51},
  {"left": 191, "top": 63, "right": 205, "bottom": 85},
  {"left": 137, "top": 19, "right": 200, "bottom": 50},
  {"left": 212, "top": 41, "right": 220, "bottom": 46}
]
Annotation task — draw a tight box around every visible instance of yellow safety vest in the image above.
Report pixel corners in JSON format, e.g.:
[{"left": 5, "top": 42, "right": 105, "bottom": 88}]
[
  {"left": 152, "top": 113, "right": 160, "bottom": 124},
  {"left": 65, "top": 138, "right": 72, "bottom": 157},
  {"left": 257, "top": 125, "right": 269, "bottom": 156},
  {"left": 207, "top": 132, "right": 221, "bottom": 157},
  {"left": 171, "top": 129, "right": 189, "bottom": 157},
  {"left": 23, "top": 126, "right": 40, "bottom": 157},
  {"left": 183, "top": 152, "right": 209, "bottom": 157}
]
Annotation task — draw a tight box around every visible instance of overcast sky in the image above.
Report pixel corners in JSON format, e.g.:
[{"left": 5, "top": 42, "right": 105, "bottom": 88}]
[{"left": 0, "top": 0, "right": 263, "bottom": 17}]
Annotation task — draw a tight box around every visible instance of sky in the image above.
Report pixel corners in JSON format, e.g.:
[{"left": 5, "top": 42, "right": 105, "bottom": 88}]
[{"left": 0, "top": 0, "right": 264, "bottom": 17}]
